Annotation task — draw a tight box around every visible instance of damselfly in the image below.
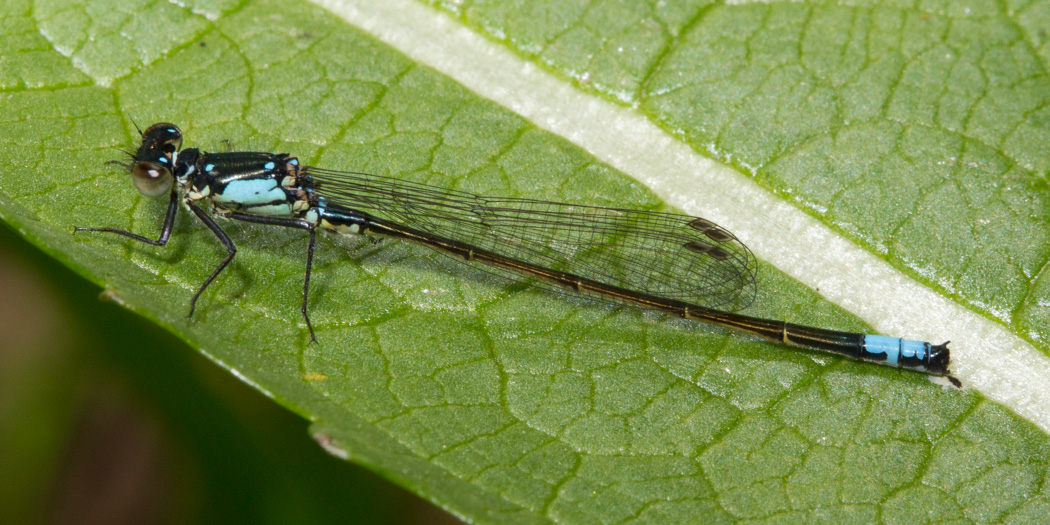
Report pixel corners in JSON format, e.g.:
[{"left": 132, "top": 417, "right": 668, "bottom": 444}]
[{"left": 76, "top": 123, "right": 958, "bottom": 385}]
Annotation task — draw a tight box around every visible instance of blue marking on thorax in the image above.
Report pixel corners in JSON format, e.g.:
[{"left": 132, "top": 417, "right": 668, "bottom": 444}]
[
  {"left": 264, "top": 161, "right": 275, "bottom": 170},
  {"left": 204, "top": 163, "right": 215, "bottom": 172},
  {"left": 216, "top": 178, "right": 284, "bottom": 206},
  {"left": 249, "top": 203, "right": 294, "bottom": 216}
]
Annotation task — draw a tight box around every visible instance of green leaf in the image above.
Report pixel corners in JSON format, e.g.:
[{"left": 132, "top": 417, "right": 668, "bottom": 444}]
[
  {"left": 2, "top": 0, "right": 1049, "bottom": 523},
  {"left": 430, "top": 0, "right": 1050, "bottom": 356},
  {"left": 0, "top": 225, "right": 437, "bottom": 524}
]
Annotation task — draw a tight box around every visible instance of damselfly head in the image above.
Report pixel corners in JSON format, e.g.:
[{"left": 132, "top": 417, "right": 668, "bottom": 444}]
[
  {"left": 135, "top": 123, "right": 183, "bottom": 165},
  {"left": 130, "top": 160, "right": 174, "bottom": 197},
  {"left": 127, "top": 123, "right": 183, "bottom": 197}
]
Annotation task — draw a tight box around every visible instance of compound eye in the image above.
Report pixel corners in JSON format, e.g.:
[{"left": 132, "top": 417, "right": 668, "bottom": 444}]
[{"left": 132, "top": 161, "right": 174, "bottom": 197}]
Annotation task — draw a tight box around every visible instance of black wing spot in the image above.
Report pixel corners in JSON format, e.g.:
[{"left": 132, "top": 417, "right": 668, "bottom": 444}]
[
  {"left": 706, "top": 247, "right": 732, "bottom": 260},
  {"left": 687, "top": 218, "right": 717, "bottom": 231},
  {"left": 703, "top": 229, "right": 734, "bottom": 243},
  {"left": 687, "top": 218, "right": 734, "bottom": 243},
  {"left": 682, "top": 241, "right": 733, "bottom": 260}
]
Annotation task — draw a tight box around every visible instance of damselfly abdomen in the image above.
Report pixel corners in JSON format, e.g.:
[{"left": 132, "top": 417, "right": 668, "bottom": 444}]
[{"left": 76, "top": 123, "right": 958, "bottom": 386}]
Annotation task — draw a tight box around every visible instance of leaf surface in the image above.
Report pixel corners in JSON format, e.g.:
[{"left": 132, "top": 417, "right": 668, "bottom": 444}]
[{"left": 2, "top": 0, "right": 1049, "bottom": 522}]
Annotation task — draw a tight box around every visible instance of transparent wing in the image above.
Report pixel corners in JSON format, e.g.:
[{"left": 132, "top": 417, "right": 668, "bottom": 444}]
[{"left": 308, "top": 168, "right": 758, "bottom": 311}]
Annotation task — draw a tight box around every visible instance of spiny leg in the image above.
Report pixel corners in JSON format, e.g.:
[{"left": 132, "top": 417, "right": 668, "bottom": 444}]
[
  {"left": 227, "top": 212, "right": 318, "bottom": 341},
  {"left": 302, "top": 229, "right": 317, "bottom": 342},
  {"left": 74, "top": 190, "right": 180, "bottom": 245},
  {"left": 187, "top": 203, "right": 237, "bottom": 317}
]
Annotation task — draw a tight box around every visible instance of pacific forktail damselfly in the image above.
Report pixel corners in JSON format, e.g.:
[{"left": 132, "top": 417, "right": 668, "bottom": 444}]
[{"left": 75, "top": 123, "right": 957, "bottom": 385}]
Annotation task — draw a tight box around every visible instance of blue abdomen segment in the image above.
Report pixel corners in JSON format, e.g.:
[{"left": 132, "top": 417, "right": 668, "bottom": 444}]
[{"left": 862, "top": 334, "right": 950, "bottom": 375}]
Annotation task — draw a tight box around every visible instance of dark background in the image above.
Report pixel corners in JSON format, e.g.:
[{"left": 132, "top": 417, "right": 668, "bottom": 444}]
[{"left": 0, "top": 223, "right": 459, "bottom": 524}]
